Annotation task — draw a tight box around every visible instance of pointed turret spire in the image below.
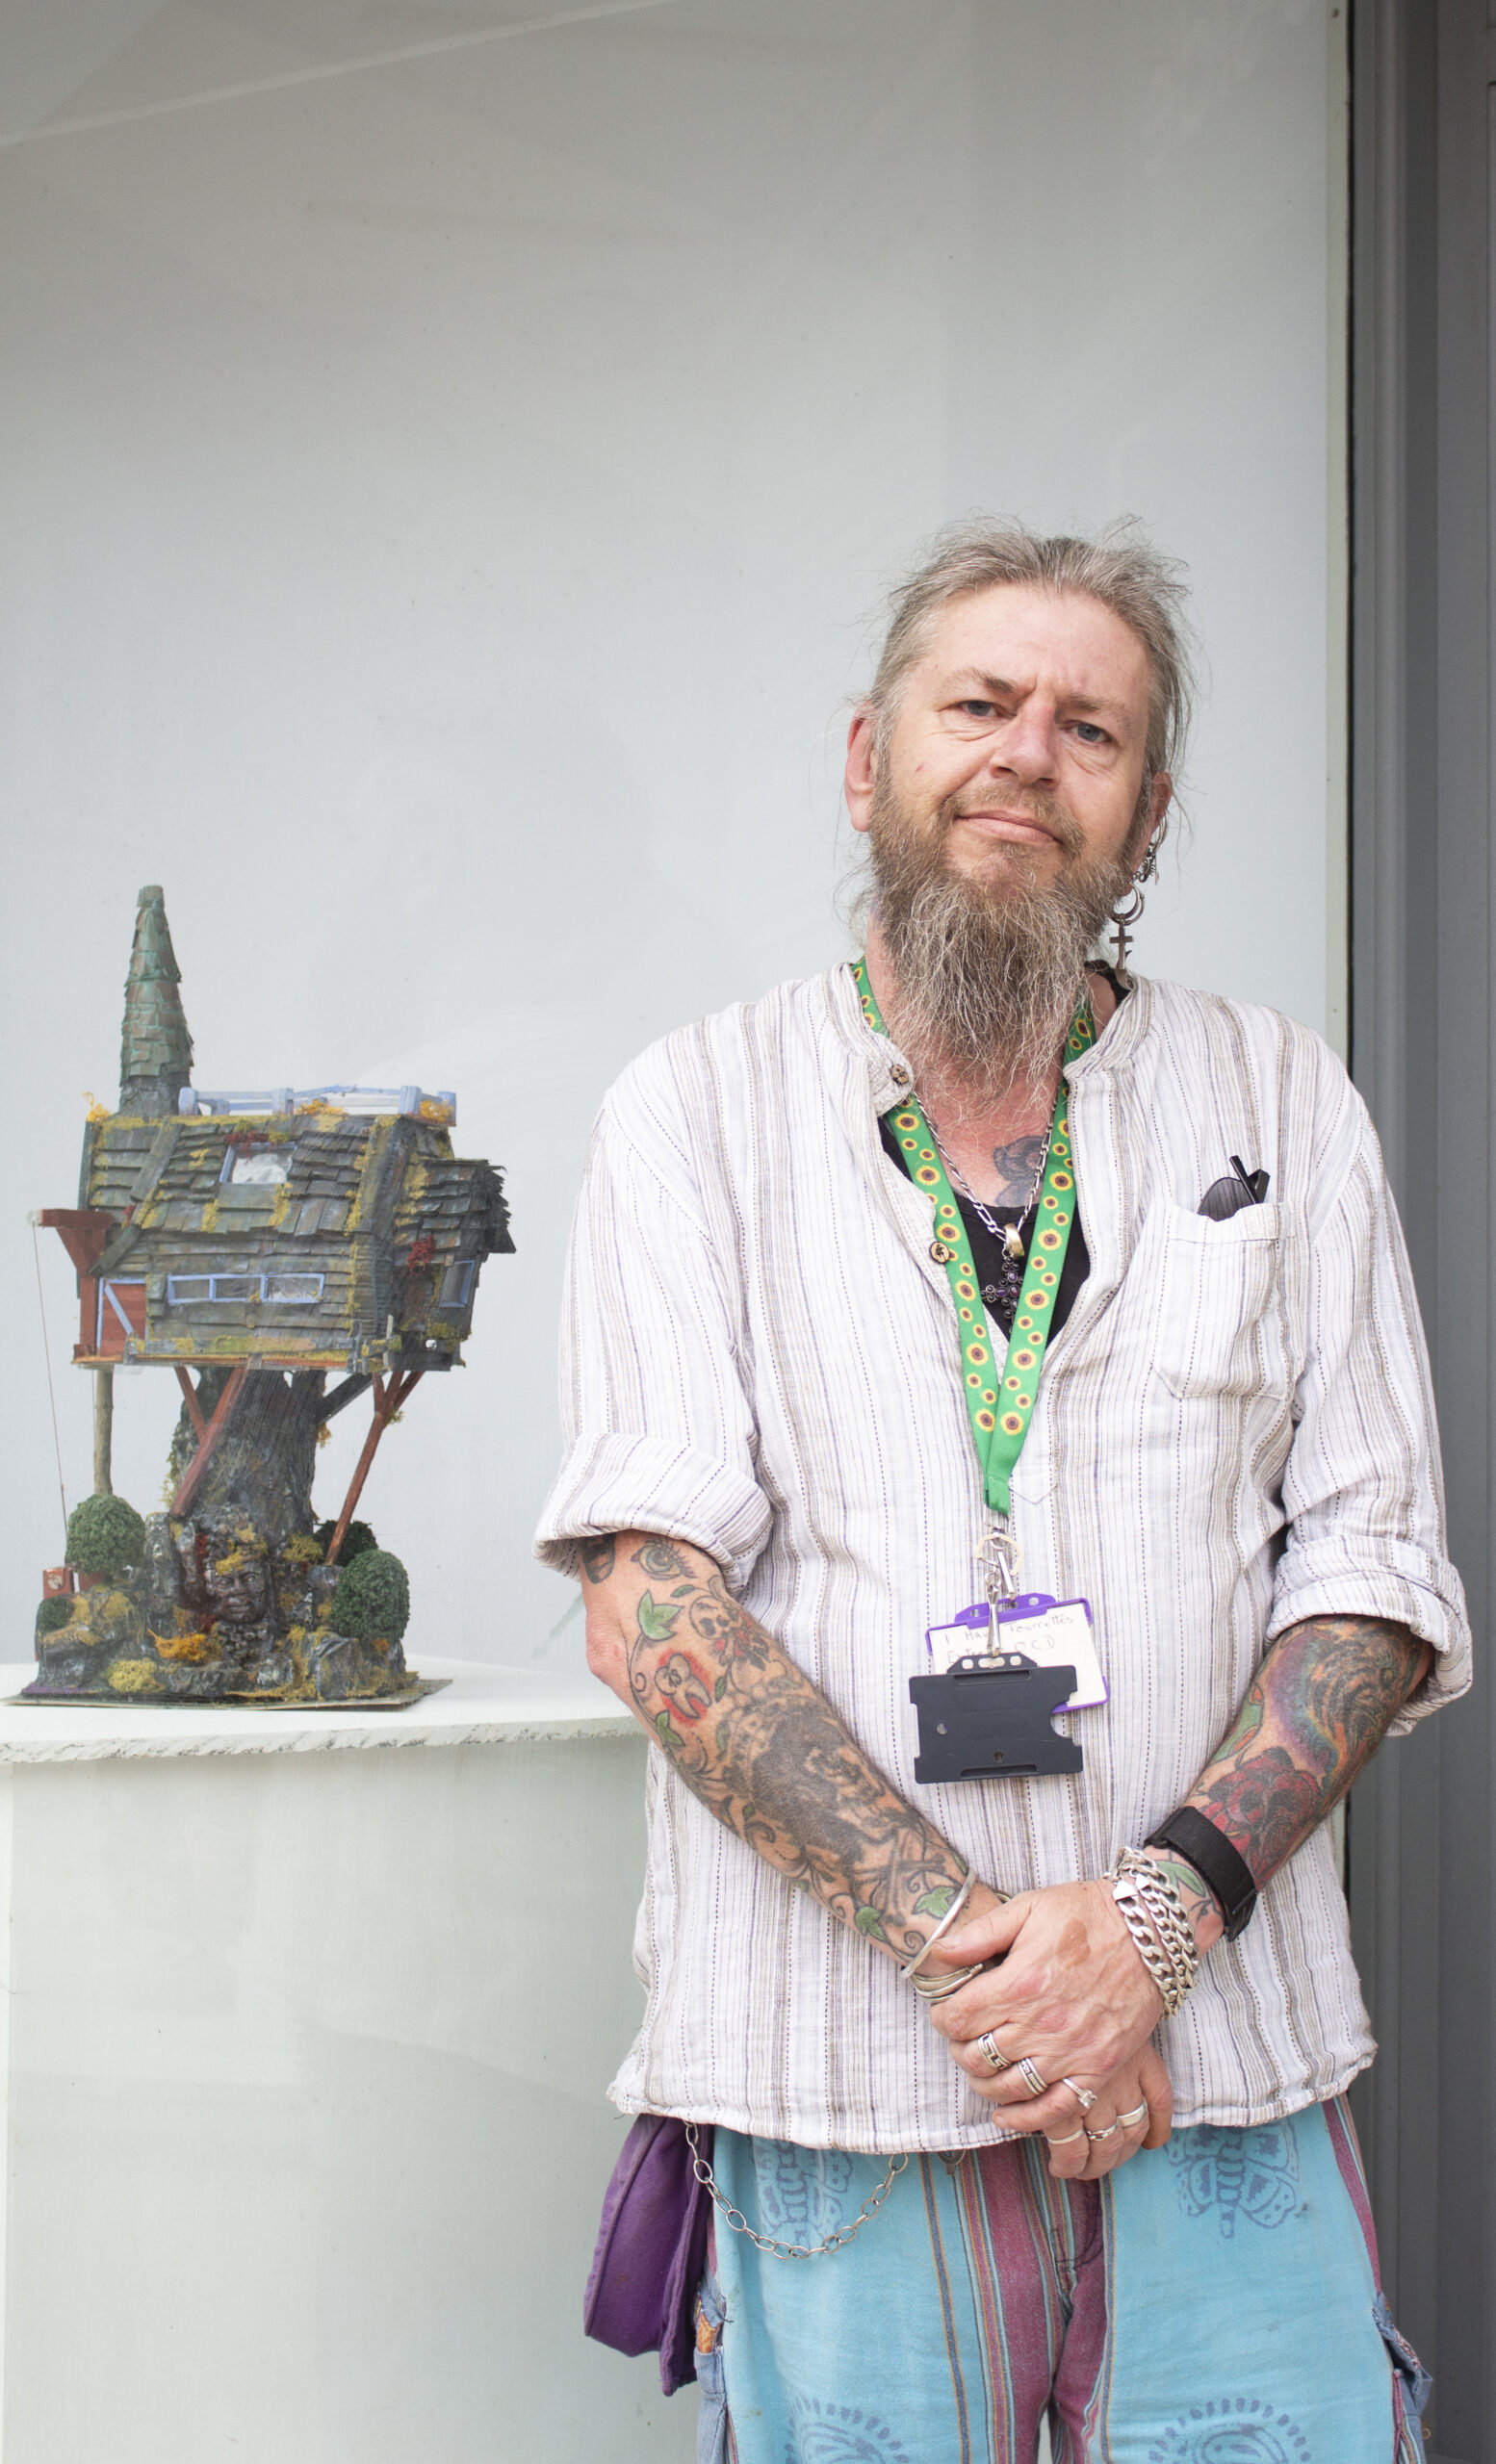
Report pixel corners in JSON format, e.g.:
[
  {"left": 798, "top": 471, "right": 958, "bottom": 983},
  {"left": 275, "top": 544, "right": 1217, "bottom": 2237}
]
[{"left": 119, "top": 886, "right": 193, "bottom": 1117}]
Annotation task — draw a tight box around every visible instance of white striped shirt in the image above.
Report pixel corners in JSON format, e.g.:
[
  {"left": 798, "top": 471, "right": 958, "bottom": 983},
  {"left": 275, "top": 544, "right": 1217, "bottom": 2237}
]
[{"left": 534, "top": 963, "right": 1471, "bottom": 2150}]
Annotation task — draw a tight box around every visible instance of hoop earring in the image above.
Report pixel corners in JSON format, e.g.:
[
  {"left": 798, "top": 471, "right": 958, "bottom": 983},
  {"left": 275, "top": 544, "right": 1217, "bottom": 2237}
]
[{"left": 1110, "top": 817, "right": 1165, "bottom": 983}]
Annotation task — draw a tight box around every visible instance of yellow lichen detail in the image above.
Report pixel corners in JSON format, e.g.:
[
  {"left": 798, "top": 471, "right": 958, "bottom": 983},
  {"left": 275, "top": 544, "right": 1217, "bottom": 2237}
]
[
  {"left": 418, "top": 1098, "right": 452, "bottom": 1122},
  {"left": 107, "top": 1660, "right": 161, "bottom": 1693},
  {"left": 83, "top": 1091, "right": 110, "bottom": 1122},
  {"left": 150, "top": 1627, "right": 216, "bottom": 1664},
  {"left": 282, "top": 1533, "right": 323, "bottom": 1565}
]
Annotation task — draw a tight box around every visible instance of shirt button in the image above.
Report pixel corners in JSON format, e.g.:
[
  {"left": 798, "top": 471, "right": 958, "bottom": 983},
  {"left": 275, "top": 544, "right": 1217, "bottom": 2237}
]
[{"left": 890, "top": 1065, "right": 911, "bottom": 1087}]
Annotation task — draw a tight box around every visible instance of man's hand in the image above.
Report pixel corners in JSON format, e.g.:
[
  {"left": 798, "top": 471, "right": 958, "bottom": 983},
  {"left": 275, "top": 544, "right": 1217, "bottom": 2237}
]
[
  {"left": 926, "top": 1880, "right": 1169, "bottom": 2139},
  {"left": 1031, "top": 2046, "right": 1174, "bottom": 2180},
  {"left": 923, "top": 1611, "right": 1432, "bottom": 2173}
]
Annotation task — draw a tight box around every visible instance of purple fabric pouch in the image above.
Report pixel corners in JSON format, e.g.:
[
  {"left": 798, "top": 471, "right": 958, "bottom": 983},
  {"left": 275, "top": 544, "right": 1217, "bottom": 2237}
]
[{"left": 583, "top": 2114, "right": 714, "bottom": 2397}]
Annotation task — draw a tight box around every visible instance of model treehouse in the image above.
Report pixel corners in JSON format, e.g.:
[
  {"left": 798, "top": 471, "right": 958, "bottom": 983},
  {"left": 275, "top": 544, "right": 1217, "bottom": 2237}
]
[{"left": 29, "top": 886, "right": 513, "bottom": 1706}]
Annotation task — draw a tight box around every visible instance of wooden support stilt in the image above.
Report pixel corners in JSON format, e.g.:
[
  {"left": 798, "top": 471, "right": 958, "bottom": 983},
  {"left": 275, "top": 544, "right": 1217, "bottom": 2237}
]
[
  {"left": 169, "top": 1362, "right": 249, "bottom": 1519},
  {"left": 315, "top": 1373, "right": 374, "bottom": 1427},
  {"left": 325, "top": 1370, "right": 425, "bottom": 1565},
  {"left": 172, "top": 1364, "right": 207, "bottom": 1442},
  {"left": 92, "top": 1369, "right": 114, "bottom": 1497}
]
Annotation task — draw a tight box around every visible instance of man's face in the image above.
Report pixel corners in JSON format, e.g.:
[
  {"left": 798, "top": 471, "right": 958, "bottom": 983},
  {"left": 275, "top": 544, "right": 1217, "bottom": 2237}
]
[{"left": 845, "top": 582, "right": 1168, "bottom": 885}]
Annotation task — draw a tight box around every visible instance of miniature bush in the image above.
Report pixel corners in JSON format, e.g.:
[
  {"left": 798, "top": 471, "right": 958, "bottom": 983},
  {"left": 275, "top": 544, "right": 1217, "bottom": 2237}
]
[
  {"left": 313, "top": 1518, "right": 378, "bottom": 1565},
  {"left": 335, "top": 1549, "right": 410, "bottom": 1644},
  {"left": 35, "top": 1597, "right": 74, "bottom": 1636},
  {"left": 66, "top": 1493, "right": 146, "bottom": 1578}
]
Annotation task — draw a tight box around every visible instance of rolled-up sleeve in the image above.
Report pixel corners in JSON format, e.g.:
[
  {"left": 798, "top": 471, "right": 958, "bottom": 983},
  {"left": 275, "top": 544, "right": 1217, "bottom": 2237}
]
[
  {"left": 533, "top": 1095, "right": 771, "bottom": 1590},
  {"left": 1269, "top": 1096, "right": 1472, "bottom": 1732}
]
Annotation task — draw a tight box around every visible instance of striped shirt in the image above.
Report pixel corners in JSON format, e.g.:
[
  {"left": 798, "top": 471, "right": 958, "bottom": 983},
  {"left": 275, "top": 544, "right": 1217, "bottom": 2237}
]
[{"left": 534, "top": 963, "right": 1471, "bottom": 2151}]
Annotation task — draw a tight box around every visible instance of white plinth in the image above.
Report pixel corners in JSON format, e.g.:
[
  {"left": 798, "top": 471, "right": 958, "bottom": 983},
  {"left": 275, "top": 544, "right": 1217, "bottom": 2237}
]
[{"left": 0, "top": 1658, "right": 697, "bottom": 2464}]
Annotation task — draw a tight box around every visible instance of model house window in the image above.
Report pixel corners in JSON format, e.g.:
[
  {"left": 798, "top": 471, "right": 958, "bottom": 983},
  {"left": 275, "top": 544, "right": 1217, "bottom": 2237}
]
[
  {"left": 220, "top": 1146, "right": 291, "bottom": 1186},
  {"left": 166, "top": 1271, "right": 324, "bottom": 1305},
  {"left": 438, "top": 1259, "right": 476, "bottom": 1307}
]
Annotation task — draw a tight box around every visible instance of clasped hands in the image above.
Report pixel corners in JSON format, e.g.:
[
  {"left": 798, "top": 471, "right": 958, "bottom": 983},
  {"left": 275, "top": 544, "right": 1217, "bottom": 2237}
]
[{"left": 922, "top": 1877, "right": 1174, "bottom": 2180}]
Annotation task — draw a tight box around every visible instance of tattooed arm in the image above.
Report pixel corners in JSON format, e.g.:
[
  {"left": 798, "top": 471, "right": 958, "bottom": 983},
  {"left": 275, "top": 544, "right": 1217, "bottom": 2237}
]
[
  {"left": 932, "top": 1613, "right": 1432, "bottom": 2165},
  {"left": 1145, "top": 1612, "right": 1434, "bottom": 1950},
  {"left": 579, "top": 1529, "right": 1006, "bottom": 1964}
]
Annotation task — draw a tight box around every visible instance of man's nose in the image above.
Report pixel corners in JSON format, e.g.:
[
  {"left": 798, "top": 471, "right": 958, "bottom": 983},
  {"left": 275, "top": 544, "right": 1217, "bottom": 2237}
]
[{"left": 988, "top": 698, "right": 1060, "bottom": 785}]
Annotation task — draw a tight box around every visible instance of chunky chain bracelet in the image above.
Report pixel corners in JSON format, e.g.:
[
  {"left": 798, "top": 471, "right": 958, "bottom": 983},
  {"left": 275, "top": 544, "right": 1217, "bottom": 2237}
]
[{"left": 1110, "top": 1847, "right": 1199, "bottom": 2018}]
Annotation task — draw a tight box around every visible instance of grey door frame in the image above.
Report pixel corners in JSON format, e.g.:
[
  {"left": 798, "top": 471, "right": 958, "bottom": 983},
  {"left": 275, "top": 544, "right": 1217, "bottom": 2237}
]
[{"left": 1348, "top": 5, "right": 1492, "bottom": 2457}]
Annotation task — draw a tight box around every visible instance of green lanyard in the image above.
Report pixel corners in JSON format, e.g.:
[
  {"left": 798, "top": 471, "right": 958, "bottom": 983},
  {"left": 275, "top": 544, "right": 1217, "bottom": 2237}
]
[{"left": 853, "top": 957, "right": 1094, "bottom": 1518}]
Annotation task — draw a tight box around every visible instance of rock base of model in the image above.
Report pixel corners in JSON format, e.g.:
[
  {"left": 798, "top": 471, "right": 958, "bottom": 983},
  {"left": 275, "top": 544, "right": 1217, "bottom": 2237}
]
[{"left": 23, "top": 1510, "right": 435, "bottom": 1708}]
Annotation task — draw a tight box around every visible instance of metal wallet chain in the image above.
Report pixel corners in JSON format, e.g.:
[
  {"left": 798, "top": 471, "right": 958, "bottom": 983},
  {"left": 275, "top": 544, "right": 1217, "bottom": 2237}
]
[{"left": 684, "top": 2121, "right": 909, "bottom": 2261}]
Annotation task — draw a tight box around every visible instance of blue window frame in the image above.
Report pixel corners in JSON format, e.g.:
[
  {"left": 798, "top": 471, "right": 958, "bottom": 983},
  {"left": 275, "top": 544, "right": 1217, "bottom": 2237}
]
[{"left": 166, "top": 1272, "right": 324, "bottom": 1306}]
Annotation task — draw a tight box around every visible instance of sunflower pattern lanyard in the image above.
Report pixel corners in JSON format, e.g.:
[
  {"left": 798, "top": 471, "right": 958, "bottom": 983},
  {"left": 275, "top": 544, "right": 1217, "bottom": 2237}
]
[{"left": 852, "top": 958, "right": 1095, "bottom": 1542}]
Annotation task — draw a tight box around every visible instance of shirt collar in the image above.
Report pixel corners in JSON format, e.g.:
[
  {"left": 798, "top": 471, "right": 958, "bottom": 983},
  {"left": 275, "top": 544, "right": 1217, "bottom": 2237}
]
[{"left": 824, "top": 955, "right": 1155, "bottom": 1108}]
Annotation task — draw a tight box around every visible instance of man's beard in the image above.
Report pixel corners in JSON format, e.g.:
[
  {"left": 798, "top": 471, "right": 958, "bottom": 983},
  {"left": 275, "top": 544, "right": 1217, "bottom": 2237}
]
[{"left": 866, "top": 772, "right": 1136, "bottom": 1108}]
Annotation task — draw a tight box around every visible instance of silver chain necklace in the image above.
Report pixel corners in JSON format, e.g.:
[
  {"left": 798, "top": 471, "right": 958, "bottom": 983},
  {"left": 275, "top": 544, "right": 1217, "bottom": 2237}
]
[{"left": 922, "top": 1109, "right": 1053, "bottom": 1263}]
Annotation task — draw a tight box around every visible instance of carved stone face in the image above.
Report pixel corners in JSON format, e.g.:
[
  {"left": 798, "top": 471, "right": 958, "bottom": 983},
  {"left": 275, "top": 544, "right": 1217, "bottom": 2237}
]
[{"left": 198, "top": 1533, "right": 271, "bottom": 1627}]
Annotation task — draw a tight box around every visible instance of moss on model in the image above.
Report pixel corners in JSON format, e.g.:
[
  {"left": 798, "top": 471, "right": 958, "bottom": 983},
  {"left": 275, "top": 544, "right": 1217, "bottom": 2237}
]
[
  {"left": 65, "top": 1493, "right": 147, "bottom": 1578},
  {"left": 335, "top": 1549, "right": 411, "bottom": 1644}
]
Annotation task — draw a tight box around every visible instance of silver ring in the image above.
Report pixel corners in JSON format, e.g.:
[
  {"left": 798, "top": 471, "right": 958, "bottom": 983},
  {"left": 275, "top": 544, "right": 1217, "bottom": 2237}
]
[
  {"left": 1045, "top": 2128, "right": 1086, "bottom": 2145},
  {"left": 1118, "top": 2101, "right": 1149, "bottom": 2130},
  {"left": 1085, "top": 2120, "right": 1120, "bottom": 2143},
  {"left": 976, "top": 2031, "right": 1010, "bottom": 2074},
  {"left": 1018, "top": 2058, "right": 1048, "bottom": 2099},
  {"left": 1061, "top": 2078, "right": 1096, "bottom": 2113}
]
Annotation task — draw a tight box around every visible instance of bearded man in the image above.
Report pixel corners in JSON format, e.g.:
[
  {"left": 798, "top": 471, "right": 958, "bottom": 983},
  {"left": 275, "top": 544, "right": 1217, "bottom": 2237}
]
[{"left": 536, "top": 525, "right": 1466, "bottom": 2463}]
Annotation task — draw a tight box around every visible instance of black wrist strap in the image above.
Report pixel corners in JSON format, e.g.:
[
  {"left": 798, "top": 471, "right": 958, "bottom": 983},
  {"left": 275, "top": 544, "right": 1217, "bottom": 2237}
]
[{"left": 1144, "top": 1806, "right": 1258, "bottom": 1941}]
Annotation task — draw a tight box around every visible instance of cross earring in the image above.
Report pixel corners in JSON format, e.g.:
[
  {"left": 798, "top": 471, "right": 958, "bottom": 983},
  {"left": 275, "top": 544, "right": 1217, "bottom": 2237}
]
[{"left": 1109, "top": 884, "right": 1147, "bottom": 983}]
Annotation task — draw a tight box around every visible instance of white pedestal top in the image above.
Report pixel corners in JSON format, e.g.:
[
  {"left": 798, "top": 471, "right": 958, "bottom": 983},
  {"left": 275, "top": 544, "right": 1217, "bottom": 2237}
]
[{"left": 0, "top": 1656, "right": 636, "bottom": 1762}]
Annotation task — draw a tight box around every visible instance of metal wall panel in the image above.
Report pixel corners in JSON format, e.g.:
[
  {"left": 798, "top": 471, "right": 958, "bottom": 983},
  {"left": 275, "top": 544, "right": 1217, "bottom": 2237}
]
[{"left": 1348, "top": 6, "right": 1493, "bottom": 2456}]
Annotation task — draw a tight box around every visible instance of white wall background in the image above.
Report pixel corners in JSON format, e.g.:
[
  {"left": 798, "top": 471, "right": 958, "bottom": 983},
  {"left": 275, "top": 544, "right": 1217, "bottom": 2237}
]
[{"left": 1, "top": 0, "right": 1342, "bottom": 1671}]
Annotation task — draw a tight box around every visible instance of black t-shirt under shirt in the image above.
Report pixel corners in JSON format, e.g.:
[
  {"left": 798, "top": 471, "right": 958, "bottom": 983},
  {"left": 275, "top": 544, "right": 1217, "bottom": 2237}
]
[
  {"left": 878, "top": 974, "right": 1125, "bottom": 1344},
  {"left": 880, "top": 1114, "right": 1092, "bottom": 1341}
]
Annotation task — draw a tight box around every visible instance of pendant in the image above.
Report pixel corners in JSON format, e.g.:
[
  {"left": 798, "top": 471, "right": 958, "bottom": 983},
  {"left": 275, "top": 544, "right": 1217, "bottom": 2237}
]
[{"left": 1003, "top": 1225, "right": 1024, "bottom": 1261}]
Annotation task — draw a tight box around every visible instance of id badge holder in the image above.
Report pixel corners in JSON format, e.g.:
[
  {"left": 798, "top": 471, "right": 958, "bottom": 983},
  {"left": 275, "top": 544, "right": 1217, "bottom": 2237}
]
[
  {"left": 910, "top": 1650, "right": 1083, "bottom": 1783},
  {"left": 910, "top": 1529, "right": 1104, "bottom": 1785}
]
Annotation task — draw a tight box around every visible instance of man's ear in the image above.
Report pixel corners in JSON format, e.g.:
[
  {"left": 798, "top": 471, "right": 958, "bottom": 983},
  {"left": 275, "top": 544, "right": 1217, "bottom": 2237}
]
[{"left": 844, "top": 706, "right": 878, "bottom": 836}]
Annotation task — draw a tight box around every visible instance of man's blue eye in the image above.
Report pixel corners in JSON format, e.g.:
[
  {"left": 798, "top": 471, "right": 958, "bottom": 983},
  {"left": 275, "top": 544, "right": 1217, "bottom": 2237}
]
[{"left": 1073, "top": 722, "right": 1108, "bottom": 745}]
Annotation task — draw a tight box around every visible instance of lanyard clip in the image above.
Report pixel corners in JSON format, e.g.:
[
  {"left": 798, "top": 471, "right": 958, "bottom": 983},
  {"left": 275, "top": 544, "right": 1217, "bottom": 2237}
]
[{"left": 976, "top": 1523, "right": 1021, "bottom": 1613}]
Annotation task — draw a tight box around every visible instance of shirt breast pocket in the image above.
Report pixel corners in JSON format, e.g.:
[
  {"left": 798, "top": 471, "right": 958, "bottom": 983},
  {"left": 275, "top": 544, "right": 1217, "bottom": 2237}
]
[{"left": 1145, "top": 1202, "right": 1289, "bottom": 1402}]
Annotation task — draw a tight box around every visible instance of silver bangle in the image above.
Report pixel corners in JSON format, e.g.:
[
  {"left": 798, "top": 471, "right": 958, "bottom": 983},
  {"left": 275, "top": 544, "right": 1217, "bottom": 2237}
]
[
  {"left": 909, "top": 1959, "right": 989, "bottom": 2002},
  {"left": 900, "top": 1868, "right": 977, "bottom": 1982}
]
